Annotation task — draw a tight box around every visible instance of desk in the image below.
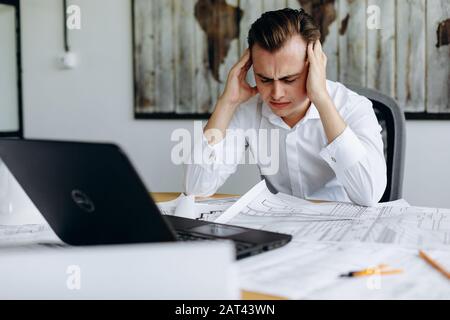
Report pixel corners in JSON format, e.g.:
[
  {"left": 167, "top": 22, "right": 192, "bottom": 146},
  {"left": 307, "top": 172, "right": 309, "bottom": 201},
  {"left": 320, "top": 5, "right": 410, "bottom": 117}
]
[{"left": 152, "top": 192, "right": 285, "bottom": 300}]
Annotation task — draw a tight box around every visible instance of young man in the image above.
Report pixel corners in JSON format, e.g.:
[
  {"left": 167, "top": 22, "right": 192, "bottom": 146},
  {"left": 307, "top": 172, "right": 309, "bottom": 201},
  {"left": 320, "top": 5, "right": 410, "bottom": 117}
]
[{"left": 185, "top": 8, "right": 387, "bottom": 206}]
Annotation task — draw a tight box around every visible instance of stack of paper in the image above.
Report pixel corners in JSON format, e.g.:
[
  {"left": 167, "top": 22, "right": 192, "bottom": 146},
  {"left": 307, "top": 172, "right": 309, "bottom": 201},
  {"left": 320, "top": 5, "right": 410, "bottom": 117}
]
[
  {"left": 217, "top": 180, "right": 450, "bottom": 249},
  {"left": 157, "top": 194, "right": 239, "bottom": 221},
  {"left": 211, "top": 180, "right": 450, "bottom": 299}
]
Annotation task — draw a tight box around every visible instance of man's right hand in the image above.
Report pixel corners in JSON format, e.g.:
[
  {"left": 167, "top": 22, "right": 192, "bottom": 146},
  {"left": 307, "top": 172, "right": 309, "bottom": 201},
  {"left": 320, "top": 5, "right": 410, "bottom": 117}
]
[
  {"left": 219, "top": 49, "right": 258, "bottom": 108},
  {"left": 204, "top": 49, "right": 258, "bottom": 145}
]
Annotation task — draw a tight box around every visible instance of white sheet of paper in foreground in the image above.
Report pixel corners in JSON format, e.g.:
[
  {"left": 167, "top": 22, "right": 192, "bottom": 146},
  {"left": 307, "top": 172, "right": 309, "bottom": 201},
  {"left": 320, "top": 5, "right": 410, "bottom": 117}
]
[{"left": 0, "top": 241, "right": 239, "bottom": 299}]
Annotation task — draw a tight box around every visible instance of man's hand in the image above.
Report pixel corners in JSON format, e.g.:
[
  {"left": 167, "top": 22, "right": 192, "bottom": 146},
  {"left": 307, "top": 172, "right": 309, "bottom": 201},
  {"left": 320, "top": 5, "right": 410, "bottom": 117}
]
[
  {"left": 219, "top": 49, "right": 258, "bottom": 108},
  {"left": 306, "top": 40, "right": 329, "bottom": 104},
  {"left": 306, "top": 40, "right": 347, "bottom": 144},
  {"left": 204, "top": 49, "right": 257, "bottom": 145}
]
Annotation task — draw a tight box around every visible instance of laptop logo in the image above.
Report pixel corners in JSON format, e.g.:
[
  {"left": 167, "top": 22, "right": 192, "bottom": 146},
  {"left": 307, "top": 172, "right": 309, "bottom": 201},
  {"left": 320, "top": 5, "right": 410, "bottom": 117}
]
[{"left": 71, "top": 190, "right": 95, "bottom": 213}]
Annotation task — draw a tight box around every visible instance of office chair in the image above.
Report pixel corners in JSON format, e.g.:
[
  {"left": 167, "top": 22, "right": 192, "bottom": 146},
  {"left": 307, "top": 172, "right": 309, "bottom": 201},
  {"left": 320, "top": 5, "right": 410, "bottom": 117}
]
[{"left": 346, "top": 85, "right": 406, "bottom": 202}]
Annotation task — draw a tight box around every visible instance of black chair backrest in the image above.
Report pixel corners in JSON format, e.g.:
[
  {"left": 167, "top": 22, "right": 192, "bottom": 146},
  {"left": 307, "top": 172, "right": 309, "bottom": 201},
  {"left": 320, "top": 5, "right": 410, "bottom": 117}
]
[{"left": 346, "top": 85, "right": 406, "bottom": 202}]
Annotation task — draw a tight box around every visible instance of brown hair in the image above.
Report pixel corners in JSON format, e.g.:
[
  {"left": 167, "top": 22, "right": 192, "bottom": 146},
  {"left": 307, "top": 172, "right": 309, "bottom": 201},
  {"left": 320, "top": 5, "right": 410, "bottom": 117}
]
[{"left": 247, "top": 8, "right": 321, "bottom": 52}]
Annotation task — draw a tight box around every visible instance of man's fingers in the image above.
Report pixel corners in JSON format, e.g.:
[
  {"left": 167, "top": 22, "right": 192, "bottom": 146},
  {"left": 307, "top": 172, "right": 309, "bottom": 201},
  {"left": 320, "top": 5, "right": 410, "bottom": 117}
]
[
  {"left": 236, "top": 49, "right": 251, "bottom": 68},
  {"left": 309, "top": 41, "right": 328, "bottom": 66},
  {"left": 230, "top": 49, "right": 252, "bottom": 78},
  {"left": 307, "top": 42, "right": 316, "bottom": 63},
  {"left": 314, "top": 40, "right": 322, "bottom": 55}
]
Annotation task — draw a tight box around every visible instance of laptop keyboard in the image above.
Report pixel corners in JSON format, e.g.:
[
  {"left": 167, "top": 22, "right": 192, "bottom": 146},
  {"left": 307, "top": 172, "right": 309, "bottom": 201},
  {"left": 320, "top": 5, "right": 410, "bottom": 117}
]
[
  {"left": 175, "top": 231, "right": 212, "bottom": 241},
  {"left": 175, "top": 231, "right": 255, "bottom": 256}
]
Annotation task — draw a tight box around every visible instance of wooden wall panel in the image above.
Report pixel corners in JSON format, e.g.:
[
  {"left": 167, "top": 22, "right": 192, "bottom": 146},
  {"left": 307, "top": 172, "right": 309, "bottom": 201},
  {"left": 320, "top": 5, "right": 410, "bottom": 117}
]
[
  {"left": 174, "top": 0, "right": 196, "bottom": 114},
  {"left": 262, "top": 0, "right": 288, "bottom": 12},
  {"left": 426, "top": 0, "right": 450, "bottom": 113},
  {"left": 294, "top": 0, "right": 339, "bottom": 81},
  {"left": 338, "top": 0, "right": 367, "bottom": 87},
  {"left": 239, "top": 0, "right": 265, "bottom": 88},
  {"left": 133, "top": 0, "right": 157, "bottom": 113},
  {"left": 155, "top": 0, "right": 175, "bottom": 112},
  {"left": 133, "top": 0, "right": 450, "bottom": 118},
  {"left": 367, "top": 0, "right": 396, "bottom": 98},
  {"left": 218, "top": 0, "right": 241, "bottom": 105},
  {"left": 396, "top": 0, "right": 426, "bottom": 112}
]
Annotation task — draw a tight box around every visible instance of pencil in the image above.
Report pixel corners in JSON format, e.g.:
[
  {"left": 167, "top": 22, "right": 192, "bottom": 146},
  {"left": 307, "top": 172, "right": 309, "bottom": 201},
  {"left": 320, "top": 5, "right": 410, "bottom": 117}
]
[
  {"left": 419, "top": 250, "right": 450, "bottom": 280},
  {"left": 340, "top": 268, "right": 403, "bottom": 278}
]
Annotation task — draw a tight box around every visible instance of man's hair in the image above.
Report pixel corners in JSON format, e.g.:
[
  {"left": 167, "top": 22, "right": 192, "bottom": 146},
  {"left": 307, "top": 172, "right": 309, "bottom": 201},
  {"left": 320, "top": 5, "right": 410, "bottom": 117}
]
[{"left": 247, "top": 8, "right": 321, "bottom": 52}]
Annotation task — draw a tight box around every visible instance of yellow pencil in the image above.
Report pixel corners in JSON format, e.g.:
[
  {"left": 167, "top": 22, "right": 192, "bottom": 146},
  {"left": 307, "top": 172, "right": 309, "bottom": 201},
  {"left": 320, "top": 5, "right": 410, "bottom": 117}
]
[
  {"left": 419, "top": 250, "right": 450, "bottom": 280},
  {"left": 340, "top": 265, "right": 403, "bottom": 278},
  {"left": 351, "top": 269, "right": 403, "bottom": 277}
]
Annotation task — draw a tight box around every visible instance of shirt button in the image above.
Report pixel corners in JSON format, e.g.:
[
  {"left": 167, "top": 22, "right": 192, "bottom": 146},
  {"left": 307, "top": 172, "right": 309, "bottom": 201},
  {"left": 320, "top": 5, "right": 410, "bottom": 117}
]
[{"left": 331, "top": 157, "right": 337, "bottom": 163}]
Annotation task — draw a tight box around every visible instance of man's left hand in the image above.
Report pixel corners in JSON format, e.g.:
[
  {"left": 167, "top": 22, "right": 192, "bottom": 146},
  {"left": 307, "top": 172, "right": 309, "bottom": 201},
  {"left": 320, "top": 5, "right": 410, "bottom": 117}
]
[{"left": 306, "top": 40, "right": 330, "bottom": 104}]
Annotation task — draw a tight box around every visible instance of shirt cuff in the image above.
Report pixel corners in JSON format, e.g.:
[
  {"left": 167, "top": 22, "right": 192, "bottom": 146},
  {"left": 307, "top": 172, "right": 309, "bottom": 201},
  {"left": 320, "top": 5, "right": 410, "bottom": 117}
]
[
  {"left": 319, "top": 126, "right": 367, "bottom": 173},
  {"left": 192, "top": 133, "right": 244, "bottom": 167},
  {"left": 200, "top": 133, "right": 227, "bottom": 164}
]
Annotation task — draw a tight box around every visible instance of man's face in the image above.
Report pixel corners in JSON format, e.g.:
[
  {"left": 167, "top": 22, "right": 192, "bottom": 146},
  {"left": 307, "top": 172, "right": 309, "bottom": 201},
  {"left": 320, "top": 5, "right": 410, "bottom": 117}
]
[{"left": 252, "top": 35, "right": 309, "bottom": 119}]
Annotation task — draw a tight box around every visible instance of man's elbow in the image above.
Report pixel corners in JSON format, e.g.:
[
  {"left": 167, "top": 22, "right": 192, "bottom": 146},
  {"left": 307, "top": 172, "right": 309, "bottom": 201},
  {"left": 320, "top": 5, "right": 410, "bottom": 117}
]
[
  {"left": 353, "top": 195, "right": 381, "bottom": 207},
  {"left": 184, "top": 165, "right": 218, "bottom": 197},
  {"left": 351, "top": 174, "right": 387, "bottom": 207},
  {"left": 185, "top": 181, "right": 216, "bottom": 197}
]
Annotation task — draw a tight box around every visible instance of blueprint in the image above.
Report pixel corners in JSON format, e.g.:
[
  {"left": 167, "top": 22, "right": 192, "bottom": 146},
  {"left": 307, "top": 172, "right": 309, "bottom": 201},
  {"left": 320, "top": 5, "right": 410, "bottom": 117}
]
[
  {"left": 238, "top": 240, "right": 450, "bottom": 299},
  {"left": 217, "top": 181, "right": 450, "bottom": 249}
]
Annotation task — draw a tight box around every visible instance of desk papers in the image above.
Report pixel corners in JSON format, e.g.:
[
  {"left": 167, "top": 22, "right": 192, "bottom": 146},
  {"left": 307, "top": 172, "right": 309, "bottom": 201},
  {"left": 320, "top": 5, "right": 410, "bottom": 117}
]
[
  {"left": 217, "top": 181, "right": 450, "bottom": 249},
  {"left": 158, "top": 194, "right": 238, "bottom": 221},
  {"left": 213, "top": 181, "right": 450, "bottom": 299},
  {"left": 238, "top": 240, "right": 450, "bottom": 299},
  {"left": 0, "top": 224, "right": 62, "bottom": 247}
]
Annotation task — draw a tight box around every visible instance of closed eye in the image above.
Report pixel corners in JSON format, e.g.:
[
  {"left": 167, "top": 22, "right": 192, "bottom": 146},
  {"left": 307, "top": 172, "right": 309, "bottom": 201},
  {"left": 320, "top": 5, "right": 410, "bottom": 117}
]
[
  {"left": 260, "top": 78, "right": 298, "bottom": 84},
  {"left": 261, "top": 78, "right": 298, "bottom": 84}
]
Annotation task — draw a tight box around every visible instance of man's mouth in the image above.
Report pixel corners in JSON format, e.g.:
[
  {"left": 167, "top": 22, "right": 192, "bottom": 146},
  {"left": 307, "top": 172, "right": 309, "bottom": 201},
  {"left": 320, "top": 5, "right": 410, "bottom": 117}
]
[{"left": 270, "top": 101, "right": 291, "bottom": 109}]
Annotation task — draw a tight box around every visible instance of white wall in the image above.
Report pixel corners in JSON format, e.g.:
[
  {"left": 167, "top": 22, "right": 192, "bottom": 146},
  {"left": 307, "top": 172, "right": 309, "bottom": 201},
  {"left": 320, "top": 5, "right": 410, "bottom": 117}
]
[
  {"left": 20, "top": 0, "right": 450, "bottom": 207},
  {"left": 21, "top": 0, "right": 259, "bottom": 196},
  {"left": 403, "top": 121, "right": 450, "bottom": 208}
]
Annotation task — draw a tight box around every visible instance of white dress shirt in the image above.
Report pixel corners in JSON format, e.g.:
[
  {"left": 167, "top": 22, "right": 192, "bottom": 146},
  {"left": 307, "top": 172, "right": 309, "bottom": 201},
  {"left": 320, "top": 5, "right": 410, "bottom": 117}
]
[{"left": 184, "top": 80, "right": 387, "bottom": 206}]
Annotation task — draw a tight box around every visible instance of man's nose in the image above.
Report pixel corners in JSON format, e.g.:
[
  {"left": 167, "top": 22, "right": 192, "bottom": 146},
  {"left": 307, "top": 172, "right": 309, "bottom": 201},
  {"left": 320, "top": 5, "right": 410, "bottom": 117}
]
[{"left": 271, "top": 81, "right": 285, "bottom": 100}]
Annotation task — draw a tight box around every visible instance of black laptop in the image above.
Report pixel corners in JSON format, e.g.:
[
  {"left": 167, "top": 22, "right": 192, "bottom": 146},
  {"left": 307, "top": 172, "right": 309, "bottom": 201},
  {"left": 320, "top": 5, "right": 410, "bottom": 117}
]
[{"left": 0, "top": 139, "right": 291, "bottom": 259}]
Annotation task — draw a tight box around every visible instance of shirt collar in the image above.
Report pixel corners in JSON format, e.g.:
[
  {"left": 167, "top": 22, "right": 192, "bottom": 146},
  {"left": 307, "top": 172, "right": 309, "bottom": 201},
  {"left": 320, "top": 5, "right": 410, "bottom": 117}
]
[{"left": 261, "top": 99, "right": 320, "bottom": 129}]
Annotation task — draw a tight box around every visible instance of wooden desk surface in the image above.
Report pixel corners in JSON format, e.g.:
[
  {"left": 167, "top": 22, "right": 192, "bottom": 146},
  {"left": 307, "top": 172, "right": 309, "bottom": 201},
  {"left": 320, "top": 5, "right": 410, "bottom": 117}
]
[
  {"left": 152, "top": 192, "right": 286, "bottom": 300},
  {"left": 152, "top": 192, "right": 239, "bottom": 202}
]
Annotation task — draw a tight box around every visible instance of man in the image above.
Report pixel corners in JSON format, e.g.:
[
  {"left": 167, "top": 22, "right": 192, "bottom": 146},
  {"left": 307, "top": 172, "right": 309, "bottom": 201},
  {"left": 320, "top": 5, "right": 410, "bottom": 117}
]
[{"left": 185, "top": 8, "right": 387, "bottom": 206}]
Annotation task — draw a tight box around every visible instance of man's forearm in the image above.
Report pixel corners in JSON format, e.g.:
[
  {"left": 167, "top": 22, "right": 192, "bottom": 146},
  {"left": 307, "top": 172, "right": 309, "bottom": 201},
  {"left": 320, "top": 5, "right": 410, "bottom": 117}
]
[
  {"left": 315, "top": 94, "right": 347, "bottom": 144},
  {"left": 203, "top": 98, "right": 238, "bottom": 145}
]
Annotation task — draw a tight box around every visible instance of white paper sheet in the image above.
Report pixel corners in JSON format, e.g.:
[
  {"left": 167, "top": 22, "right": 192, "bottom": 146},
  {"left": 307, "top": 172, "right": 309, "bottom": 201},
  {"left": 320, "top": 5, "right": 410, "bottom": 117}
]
[
  {"left": 157, "top": 194, "right": 238, "bottom": 221},
  {"left": 217, "top": 181, "right": 450, "bottom": 249},
  {"left": 0, "top": 224, "right": 62, "bottom": 247},
  {"left": 0, "top": 241, "right": 239, "bottom": 299},
  {"left": 238, "top": 241, "right": 450, "bottom": 299}
]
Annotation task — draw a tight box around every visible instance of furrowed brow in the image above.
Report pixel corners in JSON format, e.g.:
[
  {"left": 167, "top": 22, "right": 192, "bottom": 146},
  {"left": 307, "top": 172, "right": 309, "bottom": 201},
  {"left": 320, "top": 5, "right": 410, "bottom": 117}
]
[{"left": 256, "top": 73, "right": 302, "bottom": 81}]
